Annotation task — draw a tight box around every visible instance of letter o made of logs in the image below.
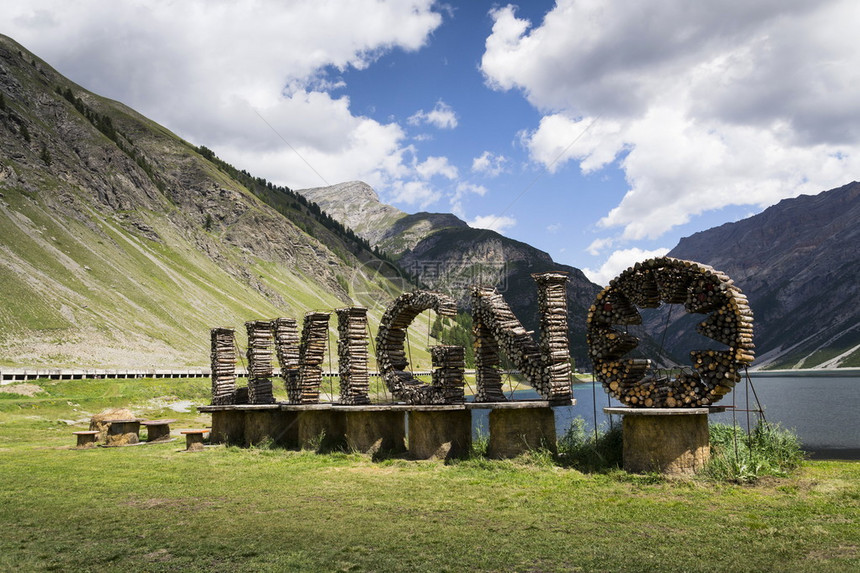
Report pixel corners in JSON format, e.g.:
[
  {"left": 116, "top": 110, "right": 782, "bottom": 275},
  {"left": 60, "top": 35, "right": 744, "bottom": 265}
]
[
  {"left": 375, "top": 290, "right": 459, "bottom": 404},
  {"left": 586, "top": 257, "right": 754, "bottom": 407}
]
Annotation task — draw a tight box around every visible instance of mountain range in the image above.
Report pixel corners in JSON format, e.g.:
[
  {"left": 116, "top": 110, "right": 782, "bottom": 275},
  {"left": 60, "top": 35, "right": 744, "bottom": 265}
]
[
  {"left": 298, "top": 182, "right": 860, "bottom": 371},
  {"left": 663, "top": 181, "right": 860, "bottom": 369},
  {"left": 300, "top": 182, "right": 602, "bottom": 368},
  {"left": 1, "top": 34, "right": 856, "bottom": 371}
]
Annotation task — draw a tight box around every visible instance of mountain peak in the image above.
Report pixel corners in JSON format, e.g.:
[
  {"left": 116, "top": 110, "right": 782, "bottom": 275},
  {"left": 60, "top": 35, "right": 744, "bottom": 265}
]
[
  {"left": 298, "top": 181, "right": 405, "bottom": 245},
  {"left": 303, "top": 180, "right": 380, "bottom": 203}
]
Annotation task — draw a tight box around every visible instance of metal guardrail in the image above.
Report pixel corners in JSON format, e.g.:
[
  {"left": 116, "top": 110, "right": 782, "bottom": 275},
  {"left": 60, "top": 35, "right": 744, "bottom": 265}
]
[
  {"left": 0, "top": 368, "right": 211, "bottom": 383},
  {"left": 0, "top": 368, "right": 472, "bottom": 383}
]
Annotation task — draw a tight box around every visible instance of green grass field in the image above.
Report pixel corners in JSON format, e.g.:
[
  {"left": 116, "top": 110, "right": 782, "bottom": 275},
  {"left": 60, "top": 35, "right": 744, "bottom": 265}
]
[{"left": 1, "top": 377, "right": 858, "bottom": 572}]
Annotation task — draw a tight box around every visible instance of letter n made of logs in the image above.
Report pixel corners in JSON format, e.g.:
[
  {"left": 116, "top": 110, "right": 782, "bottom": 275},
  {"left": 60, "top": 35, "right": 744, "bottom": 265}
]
[{"left": 471, "top": 272, "right": 572, "bottom": 403}]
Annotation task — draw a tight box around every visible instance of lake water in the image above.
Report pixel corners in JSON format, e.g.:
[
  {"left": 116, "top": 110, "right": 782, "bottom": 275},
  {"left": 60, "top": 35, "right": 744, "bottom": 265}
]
[{"left": 470, "top": 372, "right": 860, "bottom": 459}]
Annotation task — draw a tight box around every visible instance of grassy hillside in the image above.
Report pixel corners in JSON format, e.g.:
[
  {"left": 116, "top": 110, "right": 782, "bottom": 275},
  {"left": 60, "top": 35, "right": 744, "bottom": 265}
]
[{"left": 0, "top": 34, "right": 433, "bottom": 368}]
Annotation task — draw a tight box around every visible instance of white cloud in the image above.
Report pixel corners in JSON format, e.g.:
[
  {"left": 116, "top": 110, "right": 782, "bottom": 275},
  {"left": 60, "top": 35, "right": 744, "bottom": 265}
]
[
  {"left": 408, "top": 100, "right": 458, "bottom": 129},
  {"left": 415, "top": 156, "right": 458, "bottom": 180},
  {"left": 546, "top": 223, "right": 562, "bottom": 234},
  {"left": 456, "top": 182, "right": 488, "bottom": 198},
  {"left": 387, "top": 180, "right": 442, "bottom": 209},
  {"left": 468, "top": 214, "right": 517, "bottom": 233},
  {"left": 1, "top": 0, "right": 444, "bottom": 193},
  {"left": 586, "top": 237, "right": 615, "bottom": 256},
  {"left": 583, "top": 247, "right": 670, "bottom": 287},
  {"left": 449, "top": 182, "right": 489, "bottom": 218},
  {"left": 471, "top": 151, "right": 508, "bottom": 177},
  {"left": 483, "top": 0, "right": 860, "bottom": 240},
  {"left": 524, "top": 115, "right": 626, "bottom": 174}
]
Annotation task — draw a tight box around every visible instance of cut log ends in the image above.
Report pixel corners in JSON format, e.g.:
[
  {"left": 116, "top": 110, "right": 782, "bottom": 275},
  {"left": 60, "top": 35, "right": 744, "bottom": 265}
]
[
  {"left": 210, "top": 327, "right": 236, "bottom": 405},
  {"left": 376, "top": 291, "right": 459, "bottom": 404},
  {"left": 471, "top": 274, "right": 573, "bottom": 403},
  {"left": 588, "top": 256, "right": 755, "bottom": 408}
]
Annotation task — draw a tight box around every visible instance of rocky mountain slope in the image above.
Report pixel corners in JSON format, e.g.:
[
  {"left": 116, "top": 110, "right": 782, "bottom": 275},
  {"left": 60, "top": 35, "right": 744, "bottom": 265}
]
[
  {"left": 0, "top": 35, "right": 419, "bottom": 368},
  {"left": 299, "top": 181, "right": 406, "bottom": 246},
  {"left": 300, "top": 181, "right": 604, "bottom": 368},
  {"left": 652, "top": 182, "right": 860, "bottom": 370}
]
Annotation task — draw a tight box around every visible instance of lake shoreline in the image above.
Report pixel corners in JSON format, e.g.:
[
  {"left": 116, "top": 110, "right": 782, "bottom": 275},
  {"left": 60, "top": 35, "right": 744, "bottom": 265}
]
[
  {"left": 805, "top": 448, "right": 860, "bottom": 461},
  {"left": 749, "top": 368, "right": 860, "bottom": 378}
]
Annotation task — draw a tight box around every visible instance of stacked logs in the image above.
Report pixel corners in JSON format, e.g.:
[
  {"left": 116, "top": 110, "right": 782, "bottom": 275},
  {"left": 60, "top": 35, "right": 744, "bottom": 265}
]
[
  {"left": 375, "top": 291, "right": 458, "bottom": 404},
  {"left": 290, "top": 312, "right": 330, "bottom": 404},
  {"left": 272, "top": 317, "right": 300, "bottom": 401},
  {"left": 594, "top": 357, "right": 652, "bottom": 404},
  {"left": 472, "top": 285, "right": 538, "bottom": 401},
  {"left": 336, "top": 307, "right": 371, "bottom": 405},
  {"left": 471, "top": 273, "right": 572, "bottom": 403},
  {"left": 245, "top": 320, "right": 275, "bottom": 404},
  {"left": 210, "top": 327, "right": 236, "bottom": 405},
  {"left": 690, "top": 350, "right": 743, "bottom": 400},
  {"left": 533, "top": 272, "right": 573, "bottom": 400},
  {"left": 430, "top": 345, "right": 465, "bottom": 403},
  {"left": 472, "top": 313, "right": 505, "bottom": 402},
  {"left": 587, "top": 256, "right": 754, "bottom": 408},
  {"left": 587, "top": 289, "right": 642, "bottom": 326},
  {"left": 586, "top": 326, "right": 639, "bottom": 363}
]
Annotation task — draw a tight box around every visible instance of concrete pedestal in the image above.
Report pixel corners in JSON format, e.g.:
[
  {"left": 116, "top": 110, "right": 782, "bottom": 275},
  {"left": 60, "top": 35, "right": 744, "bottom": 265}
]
[
  {"left": 407, "top": 409, "right": 471, "bottom": 460},
  {"left": 298, "top": 410, "right": 346, "bottom": 451},
  {"left": 487, "top": 407, "right": 556, "bottom": 459},
  {"left": 344, "top": 410, "right": 406, "bottom": 455},
  {"left": 605, "top": 407, "right": 715, "bottom": 476},
  {"left": 210, "top": 409, "right": 246, "bottom": 445},
  {"left": 244, "top": 410, "right": 298, "bottom": 448}
]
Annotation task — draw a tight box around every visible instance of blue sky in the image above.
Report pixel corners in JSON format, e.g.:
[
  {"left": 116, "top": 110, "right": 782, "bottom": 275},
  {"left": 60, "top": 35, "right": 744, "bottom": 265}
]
[{"left": 3, "top": 1, "right": 859, "bottom": 284}]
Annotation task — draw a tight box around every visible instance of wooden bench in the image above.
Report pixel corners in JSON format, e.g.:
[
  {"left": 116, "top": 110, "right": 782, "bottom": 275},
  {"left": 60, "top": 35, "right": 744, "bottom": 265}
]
[
  {"left": 73, "top": 430, "right": 99, "bottom": 448},
  {"left": 140, "top": 419, "right": 177, "bottom": 442},
  {"left": 180, "top": 429, "right": 208, "bottom": 452}
]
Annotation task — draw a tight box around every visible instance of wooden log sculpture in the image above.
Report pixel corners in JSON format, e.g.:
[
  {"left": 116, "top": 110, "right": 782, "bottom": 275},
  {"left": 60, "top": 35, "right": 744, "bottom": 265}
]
[
  {"left": 245, "top": 320, "right": 275, "bottom": 404},
  {"left": 272, "top": 317, "right": 300, "bottom": 401},
  {"left": 210, "top": 327, "right": 236, "bottom": 405},
  {"left": 375, "top": 291, "right": 459, "bottom": 404},
  {"left": 290, "top": 312, "right": 331, "bottom": 404},
  {"left": 587, "top": 257, "right": 755, "bottom": 407},
  {"left": 471, "top": 272, "right": 573, "bottom": 404},
  {"left": 430, "top": 345, "right": 466, "bottom": 403},
  {"left": 336, "top": 307, "right": 371, "bottom": 405}
]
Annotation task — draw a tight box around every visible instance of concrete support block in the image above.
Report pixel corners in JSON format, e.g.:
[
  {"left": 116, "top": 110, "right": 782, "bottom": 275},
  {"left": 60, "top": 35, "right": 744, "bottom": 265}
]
[
  {"left": 621, "top": 412, "right": 709, "bottom": 476},
  {"left": 487, "top": 407, "right": 556, "bottom": 459},
  {"left": 210, "top": 410, "right": 246, "bottom": 445},
  {"left": 244, "top": 410, "right": 298, "bottom": 448},
  {"left": 298, "top": 410, "right": 346, "bottom": 451},
  {"left": 408, "top": 410, "right": 471, "bottom": 460},
  {"left": 344, "top": 410, "right": 406, "bottom": 455}
]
